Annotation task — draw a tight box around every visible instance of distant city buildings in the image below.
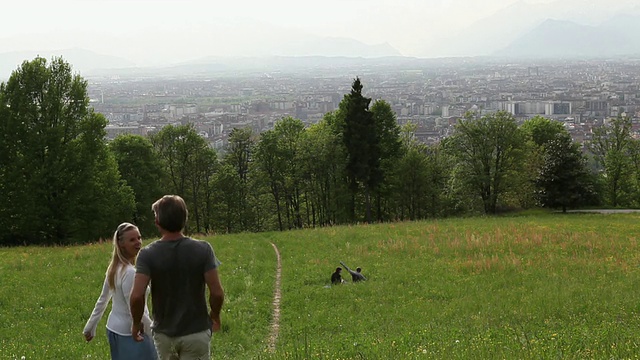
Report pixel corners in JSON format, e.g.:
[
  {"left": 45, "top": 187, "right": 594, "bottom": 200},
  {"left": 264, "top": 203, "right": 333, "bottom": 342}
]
[{"left": 88, "top": 58, "right": 640, "bottom": 147}]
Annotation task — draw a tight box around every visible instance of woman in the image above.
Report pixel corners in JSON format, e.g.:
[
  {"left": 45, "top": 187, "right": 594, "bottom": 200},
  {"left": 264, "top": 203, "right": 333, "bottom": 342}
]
[{"left": 83, "top": 222, "right": 157, "bottom": 360}]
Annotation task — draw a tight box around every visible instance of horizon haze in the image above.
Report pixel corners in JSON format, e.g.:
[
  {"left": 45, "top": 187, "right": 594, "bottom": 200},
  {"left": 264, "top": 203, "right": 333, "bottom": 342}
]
[{"left": 2, "top": 0, "right": 640, "bottom": 76}]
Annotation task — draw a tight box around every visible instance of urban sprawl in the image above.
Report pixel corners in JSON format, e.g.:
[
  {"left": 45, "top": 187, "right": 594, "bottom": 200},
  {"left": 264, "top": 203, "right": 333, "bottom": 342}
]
[{"left": 93, "top": 58, "right": 640, "bottom": 149}]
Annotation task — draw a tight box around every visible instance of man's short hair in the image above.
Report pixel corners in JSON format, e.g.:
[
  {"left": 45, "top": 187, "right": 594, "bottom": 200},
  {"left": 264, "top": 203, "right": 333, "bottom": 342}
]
[
  {"left": 336, "top": 267, "right": 341, "bottom": 272},
  {"left": 152, "top": 195, "right": 188, "bottom": 232}
]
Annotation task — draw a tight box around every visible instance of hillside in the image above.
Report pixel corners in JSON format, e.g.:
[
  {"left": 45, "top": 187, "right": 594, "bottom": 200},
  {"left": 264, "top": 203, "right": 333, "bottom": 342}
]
[{"left": 3, "top": 212, "right": 640, "bottom": 358}]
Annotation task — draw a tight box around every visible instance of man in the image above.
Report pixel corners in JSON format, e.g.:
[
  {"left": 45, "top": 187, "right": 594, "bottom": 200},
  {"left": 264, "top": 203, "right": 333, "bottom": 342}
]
[
  {"left": 340, "top": 261, "right": 367, "bottom": 282},
  {"left": 331, "top": 267, "right": 343, "bottom": 285},
  {"left": 131, "top": 195, "right": 224, "bottom": 360}
]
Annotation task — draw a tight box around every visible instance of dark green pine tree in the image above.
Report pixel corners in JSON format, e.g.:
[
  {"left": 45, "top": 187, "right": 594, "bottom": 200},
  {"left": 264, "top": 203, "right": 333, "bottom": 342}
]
[{"left": 341, "top": 77, "right": 380, "bottom": 222}]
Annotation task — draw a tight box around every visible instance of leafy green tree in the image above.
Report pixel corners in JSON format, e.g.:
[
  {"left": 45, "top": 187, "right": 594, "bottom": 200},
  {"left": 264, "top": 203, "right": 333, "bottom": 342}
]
[
  {"left": 370, "top": 100, "right": 403, "bottom": 221},
  {"left": 520, "top": 116, "right": 567, "bottom": 147},
  {"left": 81, "top": 139, "right": 137, "bottom": 242},
  {"left": 211, "top": 164, "right": 242, "bottom": 233},
  {"left": 519, "top": 116, "right": 571, "bottom": 208},
  {"left": 222, "top": 127, "right": 256, "bottom": 232},
  {"left": 273, "top": 117, "right": 306, "bottom": 229},
  {"left": 394, "top": 123, "right": 430, "bottom": 220},
  {"left": 589, "top": 116, "right": 634, "bottom": 207},
  {"left": 109, "top": 134, "right": 166, "bottom": 236},
  {"left": 190, "top": 139, "right": 219, "bottom": 234},
  {"left": 0, "top": 57, "right": 134, "bottom": 245},
  {"left": 150, "top": 124, "right": 218, "bottom": 233},
  {"left": 536, "top": 133, "right": 597, "bottom": 212},
  {"left": 255, "top": 117, "right": 307, "bottom": 230},
  {"left": 628, "top": 139, "right": 640, "bottom": 206},
  {"left": 299, "top": 113, "right": 350, "bottom": 226},
  {"left": 446, "top": 111, "right": 525, "bottom": 214},
  {"left": 394, "top": 122, "right": 449, "bottom": 220},
  {"left": 255, "top": 129, "right": 286, "bottom": 230}
]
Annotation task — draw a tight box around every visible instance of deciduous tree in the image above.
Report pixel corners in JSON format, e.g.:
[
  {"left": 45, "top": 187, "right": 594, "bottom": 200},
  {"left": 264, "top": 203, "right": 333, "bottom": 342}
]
[
  {"left": 589, "top": 116, "right": 634, "bottom": 207},
  {"left": 109, "top": 134, "right": 166, "bottom": 235},
  {"left": 446, "top": 111, "right": 525, "bottom": 214},
  {"left": 150, "top": 124, "right": 217, "bottom": 233},
  {"left": 0, "top": 57, "right": 134, "bottom": 244}
]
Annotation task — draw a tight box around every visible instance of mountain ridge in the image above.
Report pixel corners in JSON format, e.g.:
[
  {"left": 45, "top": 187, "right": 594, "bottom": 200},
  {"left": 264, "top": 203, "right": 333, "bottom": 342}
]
[{"left": 495, "top": 16, "right": 640, "bottom": 58}]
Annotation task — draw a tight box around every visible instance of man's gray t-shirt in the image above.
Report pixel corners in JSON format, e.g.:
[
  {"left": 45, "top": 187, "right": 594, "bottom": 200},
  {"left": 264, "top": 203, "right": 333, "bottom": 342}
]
[{"left": 136, "top": 237, "right": 220, "bottom": 337}]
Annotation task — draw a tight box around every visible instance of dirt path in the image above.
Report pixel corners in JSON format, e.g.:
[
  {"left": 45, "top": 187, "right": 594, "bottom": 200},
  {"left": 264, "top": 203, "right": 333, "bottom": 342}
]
[
  {"left": 266, "top": 242, "right": 282, "bottom": 353},
  {"left": 565, "top": 209, "right": 640, "bottom": 214}
]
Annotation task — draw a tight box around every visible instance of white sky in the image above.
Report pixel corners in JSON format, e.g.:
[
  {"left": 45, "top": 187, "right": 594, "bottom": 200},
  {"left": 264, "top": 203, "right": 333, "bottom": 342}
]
[{"left": 0, "top": 0, "right": 633, "bottom": 65}]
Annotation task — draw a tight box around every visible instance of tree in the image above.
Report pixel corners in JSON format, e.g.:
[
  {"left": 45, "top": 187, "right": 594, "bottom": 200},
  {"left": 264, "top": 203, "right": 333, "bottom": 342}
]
[
  {"left": 150, "top": 124, "right": 218, "bottom": 233},
  {"left": 519, "top": 116, "right": 571, "bottom": 208},
  {"left": 394, "top": 123, "right": 430, "bottom": 220},
  {"left": 339, "top": 77, "right": 379, "bottom": 222},
  {"left": 520, "top": 115, "right": 567, "bottom": 147},
  {"left": 222, "top": 127, "right": 256, "bottom": 232},
  {"left": 0, "top": 57, "right": 134, "bottom": 245},
  {"left": 273, "top": 117, "right": 306, "bottom": 229},
  {"left": 446, "top": 111, "right": 525, "bottom": 214},
  {"left": 109, "top": 134, "right": 166, "bottom": 236},
  {"left": 627, "top": 139, "right": 640, "bottom": 206},
  {"left": 589, "top": 116, "right": 634, "bottom": 207},
  {"left": 255, "top": 129, "right": 286, "bottom": 230},
  {"left": 536, "top": 133, "right": 597, "bottom": 212},
  {"left": 211, "top": 164, "right": 242, "bottom": 233},
  {"left": 394, "top": 122, "right": 449, "bottom": 220},
  {"left": 299, "top": 113, "right": 350, "bottom": 227},
  {"left": 255, "top": 117, "right": 307, "bottom": 230},
  {"left": 370, "top": 100, "right": 403, "bottom": 221}
]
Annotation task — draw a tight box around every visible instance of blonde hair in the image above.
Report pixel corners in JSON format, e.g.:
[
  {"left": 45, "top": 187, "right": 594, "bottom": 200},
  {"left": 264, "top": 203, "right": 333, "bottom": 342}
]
[{"left": 106, "top": 222, "right": 138, "bottom": 290}]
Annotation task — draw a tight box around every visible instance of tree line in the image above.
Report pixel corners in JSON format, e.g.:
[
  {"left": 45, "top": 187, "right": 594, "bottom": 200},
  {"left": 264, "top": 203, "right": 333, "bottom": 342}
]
[{"left": 1, "top": 57, "right": 637, "bottom": 245}]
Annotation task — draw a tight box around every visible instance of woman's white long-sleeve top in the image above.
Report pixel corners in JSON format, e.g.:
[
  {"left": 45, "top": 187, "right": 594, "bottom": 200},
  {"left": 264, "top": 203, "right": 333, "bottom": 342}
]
[{"left": 83, "top": 264, "right": 152, "bottom": 337}]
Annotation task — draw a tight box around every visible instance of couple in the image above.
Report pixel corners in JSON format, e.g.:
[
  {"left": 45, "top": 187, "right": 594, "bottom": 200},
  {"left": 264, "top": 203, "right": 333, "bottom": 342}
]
[
  {"left": 331, "top": 261, "right": 367, "bottom": 285},
  {"left": 83, "top": 195, "right": 225, "bottom": 360}
]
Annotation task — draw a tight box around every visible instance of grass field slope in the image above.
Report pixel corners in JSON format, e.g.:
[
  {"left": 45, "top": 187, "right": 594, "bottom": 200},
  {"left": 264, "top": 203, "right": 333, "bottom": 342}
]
[{"left": 2, "top": 212, "right": 640, "bottom": 359}]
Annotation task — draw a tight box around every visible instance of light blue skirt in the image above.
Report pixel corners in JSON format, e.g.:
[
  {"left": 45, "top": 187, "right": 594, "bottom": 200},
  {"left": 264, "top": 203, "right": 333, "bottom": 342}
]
[{"left": 107, "top": 329, "right": 158, "bottom": 360}]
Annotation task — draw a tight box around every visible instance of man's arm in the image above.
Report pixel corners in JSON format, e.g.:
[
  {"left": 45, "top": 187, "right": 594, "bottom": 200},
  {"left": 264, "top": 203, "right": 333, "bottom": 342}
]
[
  {"left": 340, "top": 261, "right": 356, "bottom": 275},
  {"left": 130, "top": 273, "right": 150, "bottom": 341},
  {"left": 204, "top": 268, "right": 224, "bottom": 332}
]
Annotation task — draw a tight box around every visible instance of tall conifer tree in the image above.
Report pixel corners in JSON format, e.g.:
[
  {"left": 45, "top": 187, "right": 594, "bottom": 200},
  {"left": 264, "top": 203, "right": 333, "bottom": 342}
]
[{"left": 340, "top": 78, "right": 379, "bottom": 222}]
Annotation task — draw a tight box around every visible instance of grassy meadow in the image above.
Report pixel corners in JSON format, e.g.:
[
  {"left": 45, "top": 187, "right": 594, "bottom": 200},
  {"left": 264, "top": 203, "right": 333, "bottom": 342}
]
[{"left": 2, "top": 211, "right": 640, "bottom": 359}]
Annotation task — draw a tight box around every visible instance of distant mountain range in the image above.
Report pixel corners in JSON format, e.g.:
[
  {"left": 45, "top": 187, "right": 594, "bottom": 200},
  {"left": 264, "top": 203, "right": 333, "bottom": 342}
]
[
  {"left": 495, "top": 15, "right": 640, "bottom": 58},
  {"left": 87, "top": 56, "right": 461, "bottom": 78},
  {"left": 0, "top": 48, "right": 134, "bottom": 79},
  {"left": 4, "top": 1, "right": 640, "bottom": 80},
  {"left": 0, "top": 36, "right": 402, "bottom": 79},
  {"left": 273, "top": 36, "right": 401, "bottom": 58},
  {"left": 426, "top": 0, "right": 640, "bottom": 58}
]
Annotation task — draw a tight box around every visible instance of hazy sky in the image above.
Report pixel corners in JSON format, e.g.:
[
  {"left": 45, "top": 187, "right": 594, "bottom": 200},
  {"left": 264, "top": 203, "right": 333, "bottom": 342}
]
[{"left": 1, "top": 0, "right": 636, "bottom": 65}]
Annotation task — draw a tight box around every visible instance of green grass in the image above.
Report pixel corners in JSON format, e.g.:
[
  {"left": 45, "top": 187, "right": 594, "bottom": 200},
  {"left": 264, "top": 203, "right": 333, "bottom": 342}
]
[{"left": 3, "top": 213, "right": 640, "bottom": 359}]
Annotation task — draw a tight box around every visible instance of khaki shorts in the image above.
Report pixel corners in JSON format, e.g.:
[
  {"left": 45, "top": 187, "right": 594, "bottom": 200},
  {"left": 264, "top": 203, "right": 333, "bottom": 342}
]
[{"left": 153, "top": 329, "right": 212, "bottom": 360}]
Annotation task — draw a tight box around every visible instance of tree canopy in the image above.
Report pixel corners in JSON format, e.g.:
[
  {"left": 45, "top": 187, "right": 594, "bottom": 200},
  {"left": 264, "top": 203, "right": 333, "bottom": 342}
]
[
  {"left": 4, "top": 61, "right": 634, "bottom": 244},
  {"left": 0, "top": 57, "right": 134, "bottom": 245}
]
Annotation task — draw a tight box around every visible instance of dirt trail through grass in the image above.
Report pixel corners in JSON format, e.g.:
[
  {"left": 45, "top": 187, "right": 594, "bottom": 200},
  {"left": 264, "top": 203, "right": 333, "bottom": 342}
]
[{"left": 267, "top": 242, "right": 282, "bottom": 352}]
